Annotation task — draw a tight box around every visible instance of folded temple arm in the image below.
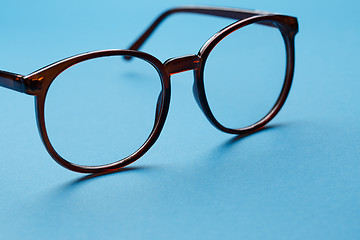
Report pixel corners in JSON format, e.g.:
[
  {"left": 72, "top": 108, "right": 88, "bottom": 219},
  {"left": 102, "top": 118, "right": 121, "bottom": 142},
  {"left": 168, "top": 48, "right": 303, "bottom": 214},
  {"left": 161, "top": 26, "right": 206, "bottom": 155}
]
[
  {"left": 126, "top": 6, "right": 274, "bottom": 54},
  {"left": 0, "top": 70, "right": 24, "bottom": 92}
]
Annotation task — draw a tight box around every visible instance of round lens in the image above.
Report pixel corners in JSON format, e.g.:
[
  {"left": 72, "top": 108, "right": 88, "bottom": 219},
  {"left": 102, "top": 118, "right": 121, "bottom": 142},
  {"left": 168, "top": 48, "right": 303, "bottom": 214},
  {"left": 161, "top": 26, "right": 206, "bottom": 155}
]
[
  {"left": 44, "top": 55, "right": 162, "bottom": 166},
  {"left": 203, "top": 22, "right": 286, "bottom": 129}
]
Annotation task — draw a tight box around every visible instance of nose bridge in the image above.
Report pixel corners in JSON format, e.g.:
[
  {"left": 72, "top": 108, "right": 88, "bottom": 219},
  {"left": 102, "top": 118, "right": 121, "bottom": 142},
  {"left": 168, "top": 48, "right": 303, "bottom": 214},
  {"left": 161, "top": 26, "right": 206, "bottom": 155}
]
[{"left": 164, "top": 54, "right": 200, "bottom": 75}]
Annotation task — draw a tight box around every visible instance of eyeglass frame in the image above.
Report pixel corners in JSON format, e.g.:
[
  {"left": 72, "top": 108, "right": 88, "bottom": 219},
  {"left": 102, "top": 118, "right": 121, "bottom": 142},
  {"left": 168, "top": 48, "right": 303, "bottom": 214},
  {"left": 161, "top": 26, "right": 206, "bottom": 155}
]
[{"left": 0, "top": 6, "right": 298, "bottom": 173}]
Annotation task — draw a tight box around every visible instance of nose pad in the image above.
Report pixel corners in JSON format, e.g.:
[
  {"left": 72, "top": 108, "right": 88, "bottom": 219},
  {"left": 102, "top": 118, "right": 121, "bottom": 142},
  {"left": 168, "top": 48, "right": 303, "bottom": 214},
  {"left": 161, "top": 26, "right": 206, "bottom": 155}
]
[
  {"left": 155, "top": 90, "right": 163, "bottom": 123},
  {"left": 192, "top": 82, "right": 202, "bottom": 110}
]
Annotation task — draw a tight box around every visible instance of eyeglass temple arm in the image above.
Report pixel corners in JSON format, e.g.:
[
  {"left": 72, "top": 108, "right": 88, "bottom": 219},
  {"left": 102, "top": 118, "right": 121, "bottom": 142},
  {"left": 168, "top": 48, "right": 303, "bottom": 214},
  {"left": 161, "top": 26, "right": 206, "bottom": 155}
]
[
  {"left": 0, "top": 70, "right": 24, "bottom": 93},
  {"left": 125, "top": 6, "right": 273, "bottom": 58}
]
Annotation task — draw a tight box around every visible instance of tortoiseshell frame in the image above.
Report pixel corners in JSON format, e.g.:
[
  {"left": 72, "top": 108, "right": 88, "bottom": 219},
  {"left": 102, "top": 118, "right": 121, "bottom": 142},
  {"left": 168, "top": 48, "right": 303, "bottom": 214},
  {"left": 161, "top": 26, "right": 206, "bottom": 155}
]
[{"left": 0, "top": 6, "right": 298, "bottom": 173}]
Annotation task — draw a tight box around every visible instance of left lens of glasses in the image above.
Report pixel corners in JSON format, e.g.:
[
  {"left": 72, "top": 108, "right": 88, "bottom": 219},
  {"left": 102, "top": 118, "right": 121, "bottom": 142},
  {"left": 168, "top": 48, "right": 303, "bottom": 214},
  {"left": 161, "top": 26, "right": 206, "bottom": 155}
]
[
  {"left": 44, "top": 55, "right": 162, "bottom": 167},
  {"left": 203, "top": 22, "right": 286, "bottom": 130}
]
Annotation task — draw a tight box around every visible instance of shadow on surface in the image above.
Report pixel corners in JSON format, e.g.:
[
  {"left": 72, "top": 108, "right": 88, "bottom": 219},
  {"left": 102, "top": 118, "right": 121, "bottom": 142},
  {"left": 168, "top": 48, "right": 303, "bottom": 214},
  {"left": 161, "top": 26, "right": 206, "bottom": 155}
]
[
  {"left": 57, "top": 124, "right": 288, "bottom": 192},
  {"left": 62, "top": 166, "right": 150, "bottom": 190},
  {"left": 221, "top": 123, "right": 288, "bottom": 148}
]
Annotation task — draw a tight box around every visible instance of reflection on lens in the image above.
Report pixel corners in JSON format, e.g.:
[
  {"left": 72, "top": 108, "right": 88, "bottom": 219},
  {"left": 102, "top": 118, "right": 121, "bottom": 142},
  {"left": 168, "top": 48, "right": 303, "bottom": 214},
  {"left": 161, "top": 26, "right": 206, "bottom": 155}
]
[
  {"left": 204, "top": 22, "right": 286, "bottom": 129},
  {"left": 45, "top": 55, "right": 162, "bottom": 166}
]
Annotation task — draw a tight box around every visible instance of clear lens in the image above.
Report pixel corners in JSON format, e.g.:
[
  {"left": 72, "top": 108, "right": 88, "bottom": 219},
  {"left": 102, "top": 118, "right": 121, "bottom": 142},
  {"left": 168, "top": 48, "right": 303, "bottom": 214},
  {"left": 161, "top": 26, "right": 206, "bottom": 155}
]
[
  {"left": 203, "top": 22, "right": 286, "bottom": 129},
  {"left": 44, "top": 55, "right": 162, "bottom": 166}
]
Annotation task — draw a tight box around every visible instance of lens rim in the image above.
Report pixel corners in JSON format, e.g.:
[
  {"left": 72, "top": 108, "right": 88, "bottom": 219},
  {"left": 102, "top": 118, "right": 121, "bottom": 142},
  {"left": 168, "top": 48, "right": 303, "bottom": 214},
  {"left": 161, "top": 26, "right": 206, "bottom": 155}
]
[
  {"left": 195, "top": 15, "right": 296, "bottom": 135},
  {"left": 26, "top": 50, "right": 170, "bottom": 173}
]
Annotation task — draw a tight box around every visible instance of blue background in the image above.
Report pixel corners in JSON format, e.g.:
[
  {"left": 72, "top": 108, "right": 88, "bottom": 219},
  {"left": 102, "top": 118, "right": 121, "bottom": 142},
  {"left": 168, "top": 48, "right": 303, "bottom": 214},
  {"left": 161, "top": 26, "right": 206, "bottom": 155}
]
[{"left": 1, "top": 0, "right": 359, "bottom": 239}]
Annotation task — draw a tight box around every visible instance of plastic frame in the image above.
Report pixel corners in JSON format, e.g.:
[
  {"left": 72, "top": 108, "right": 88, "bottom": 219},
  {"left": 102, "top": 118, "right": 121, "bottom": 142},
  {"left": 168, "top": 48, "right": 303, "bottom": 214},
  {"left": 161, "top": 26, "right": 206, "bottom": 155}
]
[{"left": 0, "top": 6, "right": 298, "bottom": 173}]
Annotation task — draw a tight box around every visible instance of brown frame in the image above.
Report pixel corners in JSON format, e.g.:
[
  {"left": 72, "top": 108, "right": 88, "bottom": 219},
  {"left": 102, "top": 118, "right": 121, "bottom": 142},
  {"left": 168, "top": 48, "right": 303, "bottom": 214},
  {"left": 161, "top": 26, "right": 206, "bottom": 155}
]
[{"left": 0, "top": 6, "right": 298, "bottom": 173}]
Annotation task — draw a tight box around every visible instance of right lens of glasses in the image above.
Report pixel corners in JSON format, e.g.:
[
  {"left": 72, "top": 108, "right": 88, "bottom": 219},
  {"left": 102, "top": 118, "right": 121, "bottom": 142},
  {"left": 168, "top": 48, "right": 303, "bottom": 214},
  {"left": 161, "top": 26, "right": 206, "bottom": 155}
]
[
  {"left": 44, "top": 55, "right": 162, "bottom": 167},
  {"left": 203, "top": 22, "right": 286, "bottom": 129}
]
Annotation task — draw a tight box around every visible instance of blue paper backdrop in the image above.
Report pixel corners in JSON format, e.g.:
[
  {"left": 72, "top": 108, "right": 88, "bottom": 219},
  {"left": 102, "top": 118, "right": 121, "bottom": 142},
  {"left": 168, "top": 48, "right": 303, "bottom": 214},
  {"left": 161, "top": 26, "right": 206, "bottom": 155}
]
[{"left": 0, "top": 0, "right": 359, "bottom": 239}]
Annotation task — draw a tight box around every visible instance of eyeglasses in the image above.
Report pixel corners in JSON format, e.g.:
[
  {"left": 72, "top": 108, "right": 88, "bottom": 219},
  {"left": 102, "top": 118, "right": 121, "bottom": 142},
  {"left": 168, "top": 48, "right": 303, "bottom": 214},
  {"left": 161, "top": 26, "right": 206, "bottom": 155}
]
[{"left": 0, "top": 6, "right": 298, "bottom": 173}]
